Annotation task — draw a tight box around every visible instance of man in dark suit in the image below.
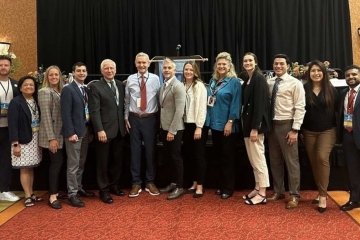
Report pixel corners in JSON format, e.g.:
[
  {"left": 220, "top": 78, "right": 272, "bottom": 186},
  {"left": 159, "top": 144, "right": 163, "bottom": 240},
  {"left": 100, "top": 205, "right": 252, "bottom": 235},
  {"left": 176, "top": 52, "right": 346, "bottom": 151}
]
[
  {"left": 61, "top": 62, "right": 94, "bottom": 208},
  {"left": 0, "top": 55, "right": 20, "bottom": 202},
  {"left": 338, "top": 65, "right": 360, "bottom": 211},
  {"left": 88, "top": 59, "right": 126, "bottom": 204}
]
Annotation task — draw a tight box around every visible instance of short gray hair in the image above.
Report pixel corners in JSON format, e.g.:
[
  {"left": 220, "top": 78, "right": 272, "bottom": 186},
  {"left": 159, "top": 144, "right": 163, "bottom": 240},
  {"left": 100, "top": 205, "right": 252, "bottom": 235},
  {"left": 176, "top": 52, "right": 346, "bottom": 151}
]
[{"left": 100, "top": 59, "right": 116, "bottom": 70}]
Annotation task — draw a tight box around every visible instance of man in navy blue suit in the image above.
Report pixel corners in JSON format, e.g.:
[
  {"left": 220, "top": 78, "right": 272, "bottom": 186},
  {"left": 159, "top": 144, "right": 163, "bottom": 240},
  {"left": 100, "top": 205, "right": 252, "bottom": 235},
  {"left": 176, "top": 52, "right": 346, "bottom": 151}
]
[
  {"left": 61, "top": 62, "right": 94, "bottom": 208},
  {"left": 339, "top": 65, "right": 360, "bottom": 211}
]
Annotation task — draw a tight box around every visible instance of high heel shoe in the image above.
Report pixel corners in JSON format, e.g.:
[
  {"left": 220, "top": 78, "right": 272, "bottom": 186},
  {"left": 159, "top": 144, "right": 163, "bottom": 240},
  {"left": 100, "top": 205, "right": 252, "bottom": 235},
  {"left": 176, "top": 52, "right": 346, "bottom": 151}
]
[
  {"left": 245, "top": 193, "right": 267, "bottom": 205},
  {"left": 242, "top": 188, "right": 259, "bottom": 200}
]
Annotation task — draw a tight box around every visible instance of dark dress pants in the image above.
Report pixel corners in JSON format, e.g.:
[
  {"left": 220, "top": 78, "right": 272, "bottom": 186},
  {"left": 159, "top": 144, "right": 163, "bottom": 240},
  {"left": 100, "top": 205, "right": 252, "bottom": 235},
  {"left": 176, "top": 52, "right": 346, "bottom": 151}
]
[
  {"left": 0, "top": 127, "right": 12, "bottom": 192},
  {"left": 48, "top": 148, "right": 64, "bottom": 195},
  {"left": 96, "top": 133, "right": 124, "bottom": 191},
  {"left": 129, "top": 114, "right": 157, "bottom": 185},
  {"left": 161, "top": 129, "right": 184, "bottom": 188},
  {"left": 211, "top": 129, "right": 236, "bottom": 194},
  {"left": 343, "top": 131, "right": 360, "bottom": 202}
]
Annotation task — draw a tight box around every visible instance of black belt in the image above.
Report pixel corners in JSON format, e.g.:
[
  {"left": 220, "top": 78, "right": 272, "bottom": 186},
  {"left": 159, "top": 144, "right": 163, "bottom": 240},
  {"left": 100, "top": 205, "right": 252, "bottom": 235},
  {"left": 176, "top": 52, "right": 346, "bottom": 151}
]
[
  {"left": 129, "top": 112, "right": 157, "bottom": 118},
  {"left": 272, "top": 119, "right": 293, "bottom": 124}
]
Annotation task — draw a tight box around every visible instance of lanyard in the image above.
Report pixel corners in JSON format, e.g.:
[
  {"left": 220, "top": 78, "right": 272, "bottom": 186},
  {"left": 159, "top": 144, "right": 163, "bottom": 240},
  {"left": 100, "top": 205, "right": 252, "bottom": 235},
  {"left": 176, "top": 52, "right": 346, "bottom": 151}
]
[
  {"left": 0, "top": 80, "right": 10, "bottom": 101},
  {"left": 26, "top": 99, "right": 38, "bottom": 115},
  {"left": 210, "top": 79, "right": 227, "bottom": 96}
]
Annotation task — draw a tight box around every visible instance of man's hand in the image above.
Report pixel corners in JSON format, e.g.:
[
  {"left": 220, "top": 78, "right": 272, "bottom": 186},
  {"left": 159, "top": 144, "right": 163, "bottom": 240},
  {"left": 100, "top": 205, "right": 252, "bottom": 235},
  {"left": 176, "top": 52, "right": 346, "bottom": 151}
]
[
  {"left": 125, "top": 120, "right": 131, "bottom": 133},
  {"left": 97, "top": 130, "right": 107, "bottom": 143}
]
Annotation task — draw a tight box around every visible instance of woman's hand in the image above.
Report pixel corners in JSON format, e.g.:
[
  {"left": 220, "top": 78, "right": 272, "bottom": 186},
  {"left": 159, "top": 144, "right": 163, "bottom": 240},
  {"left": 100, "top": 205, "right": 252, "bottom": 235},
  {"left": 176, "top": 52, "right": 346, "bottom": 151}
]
[
  {"left": 224, "top": 122, "right": 233, "bottom": 136},
  {"left": 194, "top": 127, "right": 202, "bottom": 140},
  {"left": 13, "top": 145, "right": 21, "bottom": 157},
  {"left": 250, "top": 129, "right": 258, "bottom": 142},
  {"left": 49, "top": 139, "right": 59, "bottom": 154}
]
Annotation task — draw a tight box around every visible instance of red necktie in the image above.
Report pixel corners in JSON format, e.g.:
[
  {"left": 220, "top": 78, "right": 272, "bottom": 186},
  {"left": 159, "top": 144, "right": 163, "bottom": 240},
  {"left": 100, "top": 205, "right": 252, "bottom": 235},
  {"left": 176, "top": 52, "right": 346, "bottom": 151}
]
[
  {"left": 345, "top": 88, "right": 356, "bottom": 132},
  {"left": 140, "top": 75, "right": 147, "bottom": 111}
]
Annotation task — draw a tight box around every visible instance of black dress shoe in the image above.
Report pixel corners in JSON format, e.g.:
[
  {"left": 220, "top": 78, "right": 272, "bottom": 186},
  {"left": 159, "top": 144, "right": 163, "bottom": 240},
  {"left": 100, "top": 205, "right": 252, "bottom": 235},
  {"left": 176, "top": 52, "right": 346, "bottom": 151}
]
[
  {"left": 100, "top": 191, "right": 113, "bottom": 204},
  {"left": 160, "top": 183, "right": 177, "bottom": 193},
  {"left": 110, "top": 186, "right": 125, "bottom": 196},
  {"left": 221, "top": 193, "right": 232, "bottom": 199},
  {"left": 78, "top": 189, "right": 95, "bottom": 197},
  {"left": 48, "top": 199, "right": 62, "bottom": 209},
  {"left": 167, "top": 188, "right": 185, "bottom": 200},
  {"left": 340, "top": 201, "right": 360, "bottom": 211},
  {"left": 69, "top": 195, "right": 84, "bottom": 208}
]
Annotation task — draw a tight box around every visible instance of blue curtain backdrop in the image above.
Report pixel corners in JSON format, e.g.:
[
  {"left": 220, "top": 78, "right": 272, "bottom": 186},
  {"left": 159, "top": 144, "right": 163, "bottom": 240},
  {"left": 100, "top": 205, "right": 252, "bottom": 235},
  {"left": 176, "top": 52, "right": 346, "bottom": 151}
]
[{"left": 37, "top": 0, "right": 352, "bottom": 80}]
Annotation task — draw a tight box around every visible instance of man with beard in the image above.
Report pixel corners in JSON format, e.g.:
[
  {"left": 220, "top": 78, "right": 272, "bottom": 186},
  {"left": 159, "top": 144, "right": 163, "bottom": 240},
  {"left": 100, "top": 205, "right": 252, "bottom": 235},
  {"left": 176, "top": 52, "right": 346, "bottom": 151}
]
[
  {"left": 0, "top": 55, "right": 20, "bottom": 202},
  {"left": 339, "top": 65, "right": 360, "bottom": 211}
]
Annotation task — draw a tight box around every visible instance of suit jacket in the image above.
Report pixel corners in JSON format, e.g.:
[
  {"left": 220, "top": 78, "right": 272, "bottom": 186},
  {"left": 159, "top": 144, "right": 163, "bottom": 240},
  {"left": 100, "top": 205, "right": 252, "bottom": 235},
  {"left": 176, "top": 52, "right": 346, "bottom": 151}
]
[
  {"left": 8, "top": 94, "right": 38, "bottom": 144},
  {"left": 61, "top": 81, "right": 87, "bottom": 138},
  {"left": 242, "top": 72, "right": 271, "bottom": 137},
  {"left": 337, "top": 87, "right": 360, "bottom": 149},
  {"left": 38, "top": 87, "right": 63, "bottom": 148},
  {"left": 159, "top": 76, "right": 186, "bottom": 134},
  {"left": 88, "top": 78, "right": 125, "bottom": 139}
]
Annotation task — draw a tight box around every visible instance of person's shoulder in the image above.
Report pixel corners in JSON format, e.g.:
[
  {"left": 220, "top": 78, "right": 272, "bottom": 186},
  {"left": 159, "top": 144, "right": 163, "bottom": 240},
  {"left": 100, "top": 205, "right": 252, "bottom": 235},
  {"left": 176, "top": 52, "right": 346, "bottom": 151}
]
[{"left": 148, "top": 72, "right": 159, "bottom": 79}]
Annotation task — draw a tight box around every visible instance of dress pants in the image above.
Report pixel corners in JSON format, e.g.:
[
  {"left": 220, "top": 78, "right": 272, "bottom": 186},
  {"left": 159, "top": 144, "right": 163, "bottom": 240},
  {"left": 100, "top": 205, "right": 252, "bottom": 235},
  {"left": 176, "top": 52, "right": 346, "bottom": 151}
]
[
  {"left": 0, "top": 127, "right": 12, "bottom": 192},
  {"left": 343, "top": 131, "right": 360, "bottom": 202},
  {"left": 95, "top": 133, "right": 124, "bottom": 191},
  {"left": 244, "top": 134, "right": 270, "bottom": 188},
  {"left": 161, "top": 129, "right": 184, "bottom": 188},
  {"left": 48, "top": 148, "right": 64, "bottom": 195},
  {"left": 129, "top": 113, "right": 157, "bottom": 185},
  {"left": 211, "top": 129, "right": 236, "bottom": 194},
  {"left": 183, "top": 123, "right": 207, "bottom": 185},
  {"left": 303, "top": 128, "right": 336, "bottom": 197},
  {"left": 65, "top": 128, "right": 89, "bottom": 196},
  {"left": 268, "top": 120, "right": 300, "bottom": 196}
]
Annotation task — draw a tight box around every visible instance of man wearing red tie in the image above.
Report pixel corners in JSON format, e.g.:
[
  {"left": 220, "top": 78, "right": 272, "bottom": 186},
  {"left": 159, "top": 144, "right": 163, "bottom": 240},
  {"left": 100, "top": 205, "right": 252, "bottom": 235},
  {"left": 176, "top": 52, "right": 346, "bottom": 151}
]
[
  {"left": 125, "top": 52, "right": 161, "bottom": 198},
  {"left": 339, "top": 65, "right": 360, "bottom": 211}
]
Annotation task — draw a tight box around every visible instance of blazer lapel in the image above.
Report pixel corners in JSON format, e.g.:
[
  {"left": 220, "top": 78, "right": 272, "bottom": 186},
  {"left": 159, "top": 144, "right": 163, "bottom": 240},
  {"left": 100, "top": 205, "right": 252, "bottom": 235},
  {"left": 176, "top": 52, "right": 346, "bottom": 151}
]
[
  {"left": 19, "top": 95, "right": 32, "bottom": 122},
  {"left": 71, "top": 81, "right": 85, "bottom": 105}
]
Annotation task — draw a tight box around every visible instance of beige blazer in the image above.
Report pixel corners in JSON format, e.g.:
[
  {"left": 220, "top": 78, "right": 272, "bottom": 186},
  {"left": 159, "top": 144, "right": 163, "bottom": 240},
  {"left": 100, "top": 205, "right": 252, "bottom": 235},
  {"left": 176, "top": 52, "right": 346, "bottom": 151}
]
[
  {"left": 38, "top": 87, "right": 63, "bottom": 148},
  {"left": 159, "top": 76, "right": 186, "bottom": 134}
]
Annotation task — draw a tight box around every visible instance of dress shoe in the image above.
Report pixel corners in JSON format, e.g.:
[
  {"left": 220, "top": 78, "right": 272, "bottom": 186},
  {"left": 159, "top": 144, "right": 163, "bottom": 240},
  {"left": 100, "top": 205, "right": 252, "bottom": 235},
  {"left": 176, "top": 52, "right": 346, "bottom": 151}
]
[
  {"left": 245, "top": 193, "right": 267, "bottom": 205},
  {"left": 48, "top": 199, "right": 62, "bottom": 210},
  {"left": 110, "top": 186, "right": 125, "bottom": 196},
  {"left": 221, "top": 192, "right": 233, "bottom": 199},
  {"left": 145, "top": 183, "right": 160, "bottom": 196},
  {"left": 160, "top": 183, "right": 177, "bottom": 193},
  {"left": 100, "top": 191, "right": 113, "bottom": 204},
  {"left": 186, "top": 188, "right": 196, "bottom": 194},
  {"left": 167, "top": 188, "right": 184, "bottom": 200},
  {"left": 78, "top": 189, "right": 95, "bottom": 197},
  {"left": 286, "top": 196, "right": 299, "bottom": 209},
  {"left": 268, "top": 192, "right": 285, "bottom": 201},
  {"left": 129, "top": 185, "right": 142, "bottom": 198},
  {"left": 69, "top": 195, "right": 84, "bottom": 208},
  {"left": 340, "top": 201, "right": 360, "bottom": 211}
]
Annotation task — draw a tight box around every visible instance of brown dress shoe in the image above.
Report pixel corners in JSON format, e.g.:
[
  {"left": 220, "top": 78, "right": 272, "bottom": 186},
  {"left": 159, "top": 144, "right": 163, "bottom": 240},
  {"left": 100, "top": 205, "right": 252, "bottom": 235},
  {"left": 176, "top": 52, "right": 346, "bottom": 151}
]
[
  {"left": 267, "top": 193, "right": 285, "bottom": 201},
  {"left": 286, "top": 196, "right": 299, "bottom": 209},
  {"left": 129, "top": 184, "right": 142, "bottom": 198},
  {"left": 145, "top": 183, "right": 160, "bottom": 196}
]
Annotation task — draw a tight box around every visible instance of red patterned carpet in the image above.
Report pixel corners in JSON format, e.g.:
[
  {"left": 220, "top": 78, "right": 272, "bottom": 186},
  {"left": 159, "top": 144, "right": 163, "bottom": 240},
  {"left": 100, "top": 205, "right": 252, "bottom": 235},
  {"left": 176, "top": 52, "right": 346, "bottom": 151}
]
[{"left": 1, "top": 190, "right": 359, "bottom": 240}]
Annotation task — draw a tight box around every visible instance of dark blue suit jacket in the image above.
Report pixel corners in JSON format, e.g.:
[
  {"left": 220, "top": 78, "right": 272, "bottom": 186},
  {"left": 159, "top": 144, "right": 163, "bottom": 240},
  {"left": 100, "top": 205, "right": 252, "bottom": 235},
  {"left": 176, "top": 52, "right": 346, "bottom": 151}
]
[
  {"left": 61, "top": 81, "right": 87, "bottom": 138},
  {"left": 338, "top": 87, "right": 360, "bottom": 149},
  {"left": 8, "top": 94, "right": 38, "bottom": 144}
]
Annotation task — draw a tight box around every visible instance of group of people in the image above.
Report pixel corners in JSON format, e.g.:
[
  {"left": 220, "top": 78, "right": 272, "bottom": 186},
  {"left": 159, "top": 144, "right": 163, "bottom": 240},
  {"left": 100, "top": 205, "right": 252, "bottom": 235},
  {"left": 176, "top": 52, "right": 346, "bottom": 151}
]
[{"left": 0, "top": 51, "right": 360, "bottom": 214}]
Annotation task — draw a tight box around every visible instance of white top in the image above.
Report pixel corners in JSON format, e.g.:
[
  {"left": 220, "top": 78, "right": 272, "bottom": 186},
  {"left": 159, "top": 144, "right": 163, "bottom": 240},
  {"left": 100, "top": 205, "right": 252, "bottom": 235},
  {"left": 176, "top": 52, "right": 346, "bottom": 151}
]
[
  {"left": 0, "top": 79, "right": 14, "bottom": 127},
  {"left": 184, "top": 81, "right": 207, "bottom": 128}
]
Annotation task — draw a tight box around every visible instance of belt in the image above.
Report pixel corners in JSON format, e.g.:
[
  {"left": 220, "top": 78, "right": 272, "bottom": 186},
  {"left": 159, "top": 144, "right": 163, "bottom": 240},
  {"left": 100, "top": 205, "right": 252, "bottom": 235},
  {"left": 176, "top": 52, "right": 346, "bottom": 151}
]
[
  {"left": 129, "top": 112, "right": 157, "bottom": 118},
  {"left": 272, "top": 119, "right": 293, "bottom": 124}
]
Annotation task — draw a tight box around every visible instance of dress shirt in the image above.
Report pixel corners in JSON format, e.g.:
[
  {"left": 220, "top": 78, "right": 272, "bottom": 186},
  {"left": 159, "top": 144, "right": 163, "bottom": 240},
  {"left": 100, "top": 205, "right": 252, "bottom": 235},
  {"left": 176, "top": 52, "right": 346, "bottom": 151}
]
[
  {"left": 267, "top": 73, "right": 306, "bottom": 130},
  {"left": 344, "top": 84, "right": 360, "bottom": 113},
  {"left": 0, "top": 79, "right": 14, "bottom": 127},
  {"left": 125, "top": 72, "right": 160, "bottom": 119},
  {"left": 184, "top": 81, "right": 207, "bottom": 128}
]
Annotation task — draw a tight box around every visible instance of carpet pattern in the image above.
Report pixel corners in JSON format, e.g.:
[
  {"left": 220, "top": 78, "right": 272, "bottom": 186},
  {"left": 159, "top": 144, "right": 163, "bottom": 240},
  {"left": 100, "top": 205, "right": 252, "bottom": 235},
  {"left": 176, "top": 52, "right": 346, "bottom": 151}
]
[{"left": 1, "top": 191, "right": 359, "bottom": 239}]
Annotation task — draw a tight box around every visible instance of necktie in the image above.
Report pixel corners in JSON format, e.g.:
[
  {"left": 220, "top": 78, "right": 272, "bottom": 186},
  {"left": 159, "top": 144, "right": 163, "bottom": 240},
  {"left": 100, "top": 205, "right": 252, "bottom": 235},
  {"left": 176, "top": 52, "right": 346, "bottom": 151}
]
[
  {"left": 345, "top": 88, "right": 356, "bottom": 132},
  {"left": 110, "top": 81, "right": 116, "bottom": 96},
  {"left": 140, "top": 75, "right": 147, "bottom": 111},
  {"left": 270, "top": 78, "right": 282, "bottom": 119},
  {"left": 81, "top": 86, "right": 87, "bottom": 103}
]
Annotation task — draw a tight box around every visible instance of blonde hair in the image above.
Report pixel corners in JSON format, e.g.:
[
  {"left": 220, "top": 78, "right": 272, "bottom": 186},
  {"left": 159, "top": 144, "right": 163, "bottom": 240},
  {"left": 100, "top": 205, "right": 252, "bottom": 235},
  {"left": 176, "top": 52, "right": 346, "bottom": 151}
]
[
  {"left": 42, "top": 65, "right": 63, "bottom": 91},
  {"left": 212, "top": 52, "right": 237, "bottom": 80}
]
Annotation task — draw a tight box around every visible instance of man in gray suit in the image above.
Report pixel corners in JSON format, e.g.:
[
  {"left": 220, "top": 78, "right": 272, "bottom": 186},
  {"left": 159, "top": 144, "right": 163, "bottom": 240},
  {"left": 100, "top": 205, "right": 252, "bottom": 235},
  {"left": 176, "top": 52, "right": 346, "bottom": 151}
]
[{"left": 158, "top": 58, "right": 186, "bottom": 200}]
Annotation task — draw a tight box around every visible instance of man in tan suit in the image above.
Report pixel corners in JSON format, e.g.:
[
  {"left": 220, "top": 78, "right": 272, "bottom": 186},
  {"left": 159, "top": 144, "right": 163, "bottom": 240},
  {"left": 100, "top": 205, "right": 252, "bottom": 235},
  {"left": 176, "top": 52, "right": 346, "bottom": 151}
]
[{"left": 158, "top": 58, "right": 186, "bottom": 200}]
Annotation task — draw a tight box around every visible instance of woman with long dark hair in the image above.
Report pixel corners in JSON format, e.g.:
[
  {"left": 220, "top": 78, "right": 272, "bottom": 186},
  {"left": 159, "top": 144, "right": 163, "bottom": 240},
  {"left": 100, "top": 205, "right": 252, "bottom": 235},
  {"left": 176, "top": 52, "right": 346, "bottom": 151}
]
[{"left": 302, "top": 60, "right": 338, "bottom": 213}]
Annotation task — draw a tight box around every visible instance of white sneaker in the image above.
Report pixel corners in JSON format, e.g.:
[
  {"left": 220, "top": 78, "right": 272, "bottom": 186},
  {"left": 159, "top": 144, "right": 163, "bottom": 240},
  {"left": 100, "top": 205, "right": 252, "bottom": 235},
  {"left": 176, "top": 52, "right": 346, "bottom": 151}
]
[{"left": 0, "top": 191, "right": 20, "bottom": 202}]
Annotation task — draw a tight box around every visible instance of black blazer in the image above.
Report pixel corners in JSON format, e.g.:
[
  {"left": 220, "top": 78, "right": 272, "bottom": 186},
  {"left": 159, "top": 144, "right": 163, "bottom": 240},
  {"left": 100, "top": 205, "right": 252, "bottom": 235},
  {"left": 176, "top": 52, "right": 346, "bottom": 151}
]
[
  {"left": 242, "top": 71, "right": 271, "bottom": 137},
  {"left": 337, "top": 87, "right": 360, "bottom": 148},
  {"left": 8, "top": 94, "right": 39, "bottom": 144},
  {"left": 61, "top": 81, "right": 88, "bottom": 138},
  {"left": 88, "top": 78, "right": 125, "bottom": 140}
]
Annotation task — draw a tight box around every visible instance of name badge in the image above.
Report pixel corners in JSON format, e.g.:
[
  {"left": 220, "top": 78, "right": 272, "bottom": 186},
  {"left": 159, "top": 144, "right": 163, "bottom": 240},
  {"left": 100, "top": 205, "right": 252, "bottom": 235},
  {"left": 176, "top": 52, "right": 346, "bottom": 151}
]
[
  {"left": 85, "top": 105, "right": 90, "bottom": 123},
  {"left": 136, "top": 98, "right": 141, "bottom": 108},
  {"left": 207, "top": 96, "right": 216, "bottom": 107},
  {"left": 31, "top": 119, "right": 40, "bottom": 132},
  {"left": 344, "top": 113, "right": 353, "bottom": 129},
  {"left": 0, "top": 103, "right": 9, "bottom": 117}
]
